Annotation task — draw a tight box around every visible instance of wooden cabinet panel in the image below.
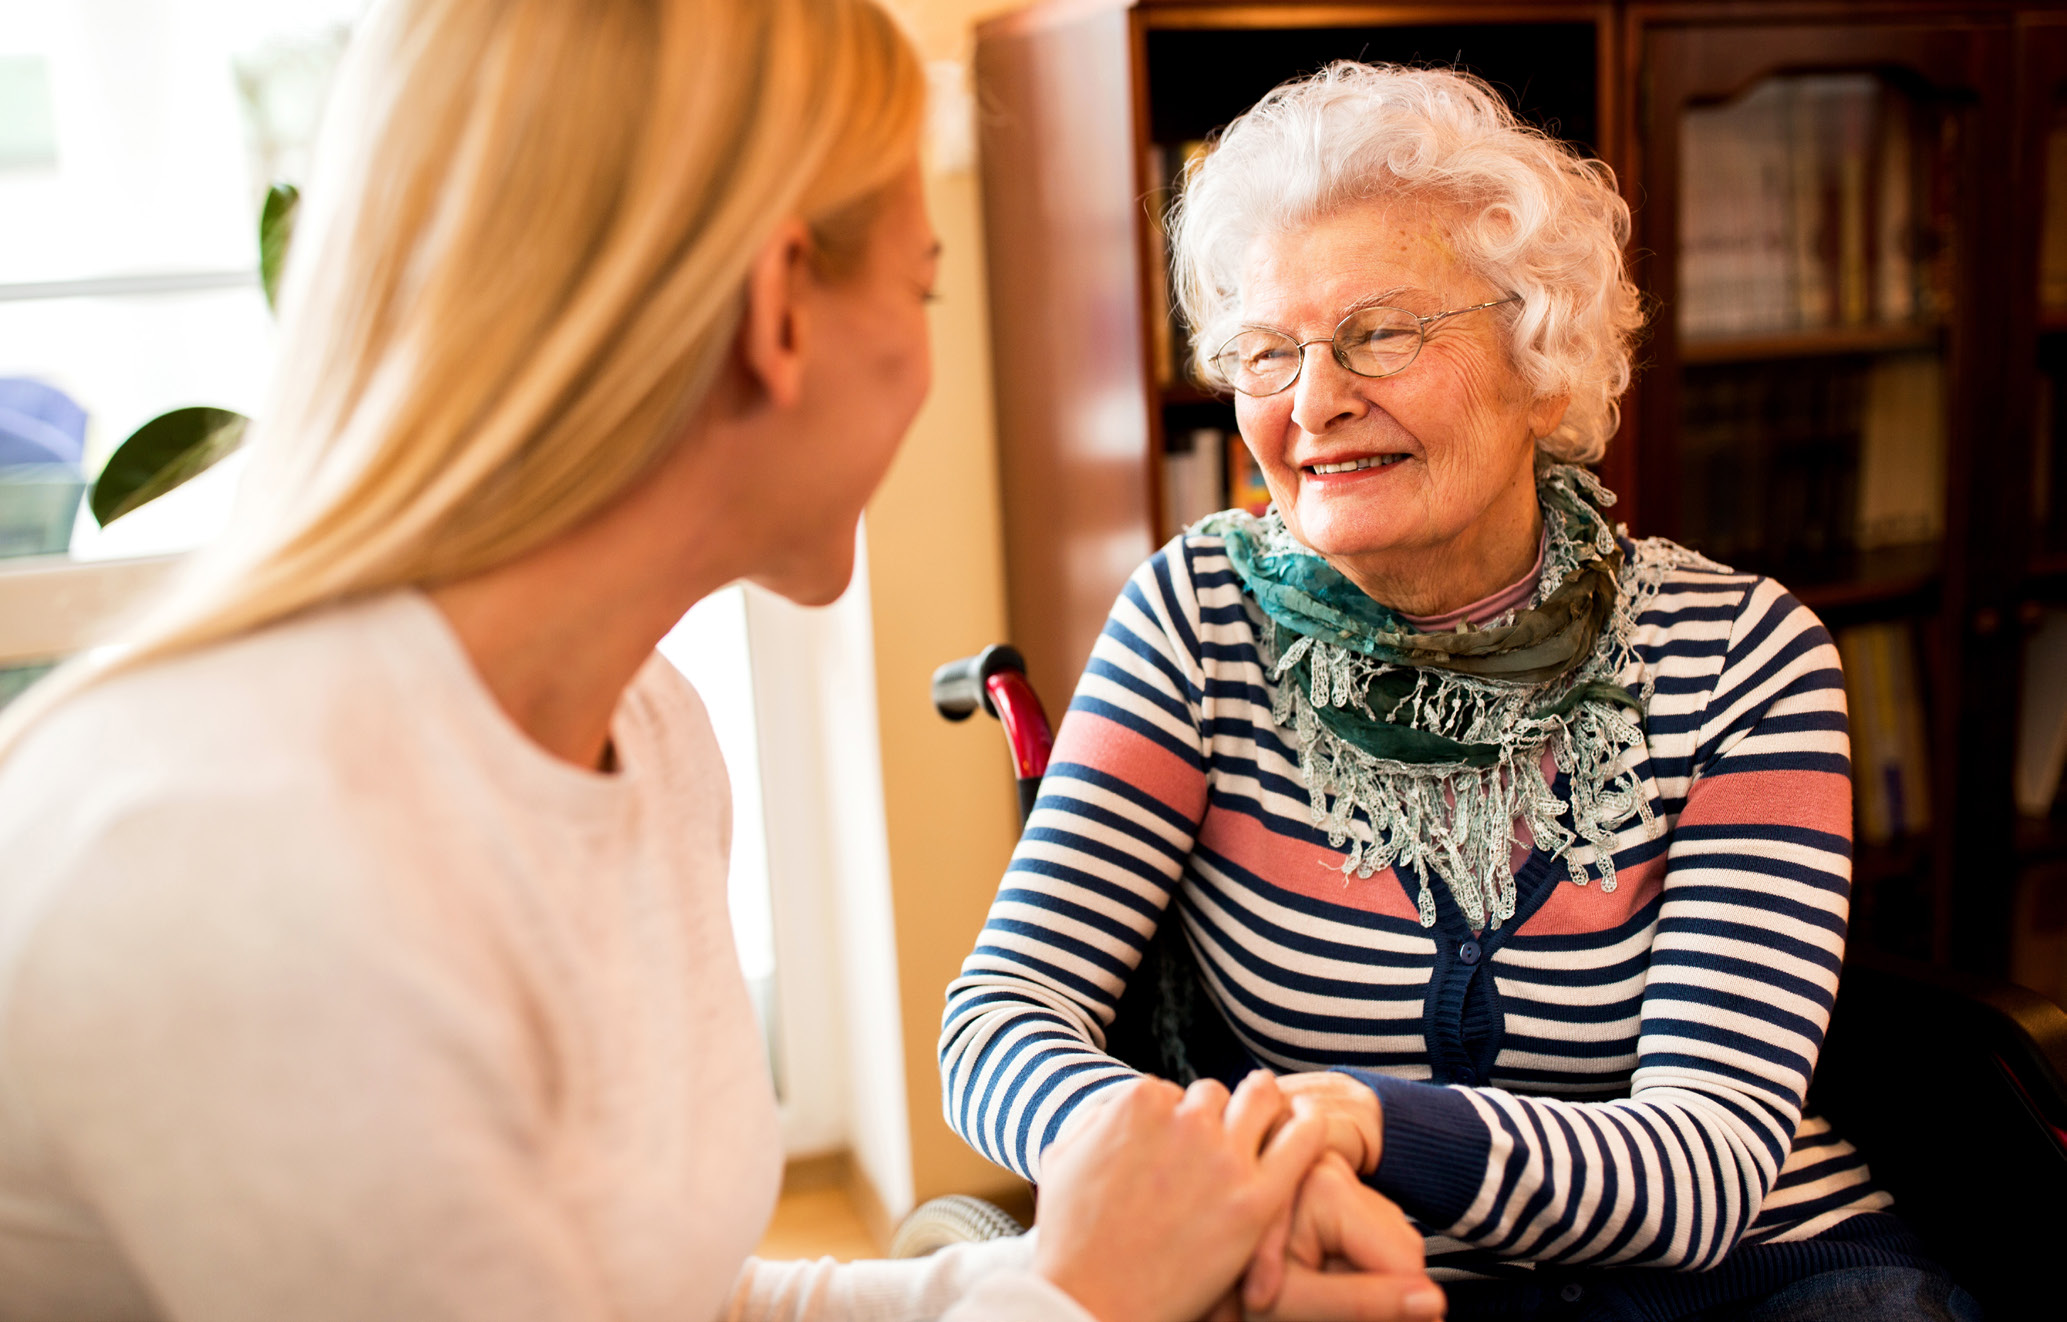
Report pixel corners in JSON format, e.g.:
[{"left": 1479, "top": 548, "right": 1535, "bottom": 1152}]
[{"left": 975, "top": 4, "right": 1159, "bottom": 708}]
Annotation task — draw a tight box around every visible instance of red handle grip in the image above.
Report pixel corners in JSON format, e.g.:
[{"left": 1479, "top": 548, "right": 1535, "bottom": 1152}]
[{"left": 983, "top": 671, "right": 1053, "bottom": 781}]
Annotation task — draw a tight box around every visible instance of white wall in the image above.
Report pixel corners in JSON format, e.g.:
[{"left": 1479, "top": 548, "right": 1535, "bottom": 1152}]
[{"left": 741, "top": 536, "right": 914, "bottom": 1216}]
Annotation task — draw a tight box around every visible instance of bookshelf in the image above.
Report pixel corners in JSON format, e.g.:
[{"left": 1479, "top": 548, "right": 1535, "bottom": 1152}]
[
  {"left": 972, "top": 0, "right": 2067, "bottom": 981},
  {"left": 1678, "top": 324, "right": 1942, "bottom": 366}
]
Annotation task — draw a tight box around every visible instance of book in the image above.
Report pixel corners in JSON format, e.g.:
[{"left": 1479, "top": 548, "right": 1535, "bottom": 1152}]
[
  {"left": 1835, "top": 82, "right": 1872, "bottom": 327},
  {"left": 1144, "top": 143, "right": 1174, "bottom": 389},
  {"left": 1146, "top": 140, "right": 1213, "bottom": 386},
  {"left": 1837, "top": 620, "right": 1933, "bottom": 844},
  {"left": 1681, "top": 81, "right": 1792, "bottom": 336},
  {"left": 1226, "top": 433, "right": 1270, "bottom": 516},
  {"left": 1681, "top": 355, "right": 1884, "bottom": 568},
  {"left": 2016, "top": 608, "right": 2067, "bottom": 818},
  {"left": 1785, "top": 78, "right": 1838, "bottom": 330},
  {"left": 2044, "top": 118, "right": 2067, "bottom": 313},
  {"left": 1678, "top": 75, "right": 1924, "bottom": 338},
  {"left": 1876, "top": 94, "right": 1917, "bottom": 324},
  {"left": 1855, "top": 351, "right": 1946, "bottom": 549},
  {"left": 1161, "top": 426, "right": 1227, "bottom": 536}
]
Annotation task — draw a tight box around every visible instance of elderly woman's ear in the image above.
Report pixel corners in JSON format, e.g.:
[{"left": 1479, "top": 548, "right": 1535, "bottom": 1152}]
[{"left": 1527, "top": 392, "right": 1570, "bottom": 442}]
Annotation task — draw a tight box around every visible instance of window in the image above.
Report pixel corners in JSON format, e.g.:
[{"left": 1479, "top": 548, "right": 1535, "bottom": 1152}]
[{"left": 0, "top": 1, "right": 364, "bottom": 686}]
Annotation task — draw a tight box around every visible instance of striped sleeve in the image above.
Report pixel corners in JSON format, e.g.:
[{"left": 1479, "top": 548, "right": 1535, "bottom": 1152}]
[
  {"left": 1351, "top": 577, "right": 1853, "bottom": 1270},
  {"left": 938, "top": 547, "right": 1211, "bottom": 1178}
]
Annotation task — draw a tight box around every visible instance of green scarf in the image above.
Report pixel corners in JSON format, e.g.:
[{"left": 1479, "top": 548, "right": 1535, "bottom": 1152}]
[{"left": 1196, "top": 465, "right": 1682, "bottom": 929}]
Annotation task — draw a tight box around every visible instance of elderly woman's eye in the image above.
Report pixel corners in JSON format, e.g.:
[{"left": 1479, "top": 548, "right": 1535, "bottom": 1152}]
[
  {"left": 1229, "top": 337, "right": 1292, "bottom": 371},
  {"left": 1353, "top": 324, "right": 1416, "bottom": 348}
]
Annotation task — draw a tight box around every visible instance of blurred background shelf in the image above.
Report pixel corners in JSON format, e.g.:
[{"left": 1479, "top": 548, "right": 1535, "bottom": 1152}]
[
  {"left": 1766, "top": 542, "right": 1941, "bottom": 620},
  {"left": 1158, "top": 381, "right": 1219, "bottom": 408},
  {"left": 1681, "top": 323, "right": 1943, "bottom": 365}
]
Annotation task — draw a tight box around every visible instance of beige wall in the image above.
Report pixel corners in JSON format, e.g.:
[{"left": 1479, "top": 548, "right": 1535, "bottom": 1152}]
[{"left": 863, "top": 0, "right": 1038, "bottom": 1208}]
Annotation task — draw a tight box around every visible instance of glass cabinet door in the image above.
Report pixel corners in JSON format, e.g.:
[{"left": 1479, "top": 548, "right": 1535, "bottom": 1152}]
[
  {"left": 1637, "top": 17, "right": 2014, "bottom": 967},
  {"left": 1674, "top": 73, "right": 1952, "bottom": 590}
]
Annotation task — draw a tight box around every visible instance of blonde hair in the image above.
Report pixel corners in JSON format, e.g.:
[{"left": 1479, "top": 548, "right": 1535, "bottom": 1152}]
[
  {"left": 1, "top": 0, "right": 923, "bottom": 756},
  {"left": 1170, "top": 63, "right": 1643, "bottom": 464}
]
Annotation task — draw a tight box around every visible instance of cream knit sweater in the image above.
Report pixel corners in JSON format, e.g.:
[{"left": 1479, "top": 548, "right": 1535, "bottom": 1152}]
[{"left": 0, "top": 592, "right": 1078, "bottom": 1322}]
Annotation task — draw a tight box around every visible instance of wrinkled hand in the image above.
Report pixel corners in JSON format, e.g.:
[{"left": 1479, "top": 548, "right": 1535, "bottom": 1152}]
[
  {"left": 1276, "top": 1072, "right": 1384, "bottom": 1176},
  {"left": 1034, "top": 1071, "right": 1326, "bottom": 1322},
  {"left": 1241, "top": 1151, "right": 1443, "bottom": 1321}
]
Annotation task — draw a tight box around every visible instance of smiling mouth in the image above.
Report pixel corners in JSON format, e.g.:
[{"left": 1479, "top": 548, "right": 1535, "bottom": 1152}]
[{"left": 1304, "top": 454, "right": 1408, "bottom": 475}]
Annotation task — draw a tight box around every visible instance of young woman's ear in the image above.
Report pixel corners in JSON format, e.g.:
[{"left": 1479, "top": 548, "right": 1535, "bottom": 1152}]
[{"left": 735, "top": 218, "right": 814, "bottom": 412}]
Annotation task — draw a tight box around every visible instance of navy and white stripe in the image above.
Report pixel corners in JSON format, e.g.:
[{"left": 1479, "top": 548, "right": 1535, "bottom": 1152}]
[{"left": 940, "top": 533, "right": 1890, "bottom": 1275}]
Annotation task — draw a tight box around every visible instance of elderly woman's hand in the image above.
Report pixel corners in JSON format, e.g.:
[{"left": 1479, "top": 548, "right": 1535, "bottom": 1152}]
[
  {"left": 1276, "top": 1072, "right": 1384, "bottom": 1176},
  {"left": 1239, "top": 1151, "right": 1442, "bottom": 1321},
  {"left": 1033, "top": 1070, "right": 1326, "bottom": 1322}
]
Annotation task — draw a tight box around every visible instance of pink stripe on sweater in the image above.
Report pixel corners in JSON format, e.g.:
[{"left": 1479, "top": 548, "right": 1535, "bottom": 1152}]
[
  {"left": 1048, "top": 710, "right": 1207, "bottom": 823},
  {"left": 1678, "top": 767, "right": 1854, "bottom": 838},
  {"left": 1521, "top": 853, "right": 1668, "bottom": 935},
  {"left": 1196, "top": 804, "right": 1426, "bottom": 921}
]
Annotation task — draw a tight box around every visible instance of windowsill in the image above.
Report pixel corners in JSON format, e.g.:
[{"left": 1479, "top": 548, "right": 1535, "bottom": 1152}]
[{"left": 0, "top": 553, "right": 182, "bottom": 666}]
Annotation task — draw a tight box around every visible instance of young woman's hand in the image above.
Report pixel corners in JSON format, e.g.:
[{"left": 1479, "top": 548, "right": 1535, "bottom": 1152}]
[
  {"left": 1241, "top": 1151, "right": 1443, "bottom": 1321},
  {"left": 1033, "top": 1071, "right": 1325, "bottom": 1322},
  {"left": 1275, "top": 1071, "right": 1384, "bottom": 1175}
]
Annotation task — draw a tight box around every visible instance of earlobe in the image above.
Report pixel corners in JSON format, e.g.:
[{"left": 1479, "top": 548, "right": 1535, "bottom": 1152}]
[
  {"left": 1528, "top": 392, "right": 1571, "bottom": 441},
  {"left": 738, "top": 219, "right": 814, "bottom": 412}
]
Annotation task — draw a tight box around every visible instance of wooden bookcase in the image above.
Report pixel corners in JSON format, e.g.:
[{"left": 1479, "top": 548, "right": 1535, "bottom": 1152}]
[{"left": 972, "top": 0, "right": 2067, "bottom": 979}]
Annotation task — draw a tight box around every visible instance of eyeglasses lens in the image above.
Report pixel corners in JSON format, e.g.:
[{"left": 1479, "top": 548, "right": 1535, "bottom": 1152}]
[
  {"left": 1336, "top": 306, "right": 1423, "bottom": 378},
  {"left": 1213, "top": 306, "right": 1423, "bottom": 395}
]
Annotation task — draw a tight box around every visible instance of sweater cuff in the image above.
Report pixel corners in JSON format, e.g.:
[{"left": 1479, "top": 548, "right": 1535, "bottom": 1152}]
[{"left": 1335, "top": 1068, "right": 1491, "bottom": 1231}]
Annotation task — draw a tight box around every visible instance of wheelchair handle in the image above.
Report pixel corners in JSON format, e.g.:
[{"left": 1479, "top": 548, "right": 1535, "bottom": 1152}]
[
  {"left": 932, "top": 645, "right": 1053, "bottom": 825},
  {"left": 931, "top": 645, "right": 1028, "bottom": 722}
]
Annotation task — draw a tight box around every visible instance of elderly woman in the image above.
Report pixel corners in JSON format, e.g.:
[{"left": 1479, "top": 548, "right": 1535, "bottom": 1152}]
[{"left": 942, "top": 63, "right": 1978, "bottom": 1322}]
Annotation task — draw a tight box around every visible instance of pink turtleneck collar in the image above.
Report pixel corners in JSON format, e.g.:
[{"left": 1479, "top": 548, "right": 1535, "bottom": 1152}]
[{"left": 1397, "top": 530, "right": 1548, "bottom": 633}]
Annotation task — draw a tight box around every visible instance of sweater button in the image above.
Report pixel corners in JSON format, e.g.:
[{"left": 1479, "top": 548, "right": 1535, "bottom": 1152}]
[
  {"left": 1560, "top": 1283, "right": 1584, "bottom": 1303},
  {"left": 1454, "top": 1065, "right": 1477, "bottom": 1085},
  {"left": 1458, "top": 940, "right": 1481, "bottom": 965}
]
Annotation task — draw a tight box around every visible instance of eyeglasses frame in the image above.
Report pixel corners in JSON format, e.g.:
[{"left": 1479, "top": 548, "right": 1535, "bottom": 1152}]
[{"left": 1210, "top": 294, "right": 1523, "bottom": 397}]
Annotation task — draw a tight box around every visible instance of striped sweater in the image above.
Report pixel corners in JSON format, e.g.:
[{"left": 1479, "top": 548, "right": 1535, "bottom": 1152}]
[{"left": 940, "top": 532, "right": 1894, "bottom": 1281}]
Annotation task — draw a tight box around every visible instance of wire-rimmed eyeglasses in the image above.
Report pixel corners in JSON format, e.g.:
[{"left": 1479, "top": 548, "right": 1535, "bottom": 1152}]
[{"left": 1208, "top": 295, "right": 1522, "bottom": 397}]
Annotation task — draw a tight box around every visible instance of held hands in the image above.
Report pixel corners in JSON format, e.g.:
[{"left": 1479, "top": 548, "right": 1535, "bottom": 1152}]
[
  {"left": 1240, "top": 1152, "right": 1443, "bottom": 1321},
  {"left": 1275, "top": 1071, "right": 1385, "bottom": 1176},
  {"left": 1033, "top": 1069, "right": 1441, "bottom": 1322},
  {"left": 1033, "top": 1071, "right": 1326, "bottom": 1322}
]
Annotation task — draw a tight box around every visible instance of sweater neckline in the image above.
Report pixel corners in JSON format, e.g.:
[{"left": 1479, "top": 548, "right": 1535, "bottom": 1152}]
[
  {"left": 1396, "top": 529, "right": 1548, "bottom": 633},
  {"left": 380, "top": 590, "right": 648, "bottom": 814}
]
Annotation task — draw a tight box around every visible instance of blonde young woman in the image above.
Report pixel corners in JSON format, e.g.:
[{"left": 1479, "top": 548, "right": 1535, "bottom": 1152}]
[{"left": 0, "top": 3, "right": 1438, "bottom": 1322}]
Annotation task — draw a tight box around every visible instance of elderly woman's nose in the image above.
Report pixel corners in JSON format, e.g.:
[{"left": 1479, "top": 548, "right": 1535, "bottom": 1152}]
[{"left": 1288, "top": 345, "right": 1370, "bottom": 433}]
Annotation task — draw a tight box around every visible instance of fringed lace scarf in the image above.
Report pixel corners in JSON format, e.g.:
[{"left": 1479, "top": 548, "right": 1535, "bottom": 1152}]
[{"left": 1196, "top": 464, "right": 1691, "bottom": 931}]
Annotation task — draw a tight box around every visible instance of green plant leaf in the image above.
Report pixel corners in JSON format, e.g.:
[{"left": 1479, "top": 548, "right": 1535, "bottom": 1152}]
[
  {"left": 90, "top": 406, "right": 250, "bottom": 527},
  {"left": 259, "top": 181, "right": 300, "bottom": 312}
]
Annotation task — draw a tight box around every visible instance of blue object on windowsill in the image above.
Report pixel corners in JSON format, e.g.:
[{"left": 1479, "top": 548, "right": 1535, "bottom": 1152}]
[
  {"left": 0, "top": 379, "right": 90, "bottom": 559},
  {"left": 0, "top": 378, "right": 88, "bottom": 469}
]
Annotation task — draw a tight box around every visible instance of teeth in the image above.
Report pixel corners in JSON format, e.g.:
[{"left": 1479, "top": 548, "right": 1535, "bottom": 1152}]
[{"left": 1309, "top": 455, "right": 1403, "bottom": 474}]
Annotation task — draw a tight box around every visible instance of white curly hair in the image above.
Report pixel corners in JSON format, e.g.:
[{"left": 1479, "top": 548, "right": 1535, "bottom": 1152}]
[{"left": 1169, "top": 62, "right": 1643, "bottom": 465}]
